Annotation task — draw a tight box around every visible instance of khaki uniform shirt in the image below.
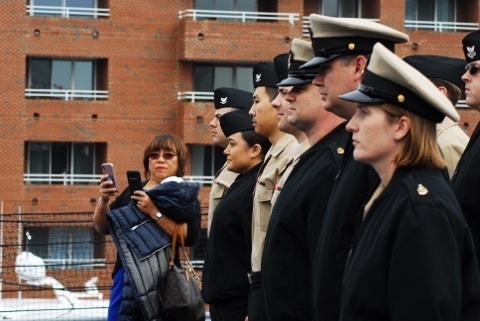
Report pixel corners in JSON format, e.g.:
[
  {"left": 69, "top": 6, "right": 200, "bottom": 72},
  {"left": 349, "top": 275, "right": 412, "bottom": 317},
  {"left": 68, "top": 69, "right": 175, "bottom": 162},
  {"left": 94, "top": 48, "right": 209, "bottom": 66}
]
[
  {"left": 207, "top": 162, "right": 239, "bottom": 236},
  {"left": 251, "top": 134, "right": 296, "bottom": 271},
  {"left": 271, "top": 140, "right": 310, "bottom": 207},
  {"left": 437, "top": 117, "right": 469, "bottom": 178}
]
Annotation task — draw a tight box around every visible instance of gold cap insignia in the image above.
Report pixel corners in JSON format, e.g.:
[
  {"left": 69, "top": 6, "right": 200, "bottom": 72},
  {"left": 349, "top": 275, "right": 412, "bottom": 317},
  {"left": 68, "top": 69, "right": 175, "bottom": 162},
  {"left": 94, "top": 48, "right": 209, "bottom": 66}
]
[
  {"left": 337, "top": 147, "right": 345, "bottom": 154},
  {"left": 397, "top": 94, "right": 405, "bottom": 103},
  {"left": 417, "top": 184, "right": 428, "bottom": 196},
  {"left": 348, "top": 43, "right": 355, "bottom": 50}
]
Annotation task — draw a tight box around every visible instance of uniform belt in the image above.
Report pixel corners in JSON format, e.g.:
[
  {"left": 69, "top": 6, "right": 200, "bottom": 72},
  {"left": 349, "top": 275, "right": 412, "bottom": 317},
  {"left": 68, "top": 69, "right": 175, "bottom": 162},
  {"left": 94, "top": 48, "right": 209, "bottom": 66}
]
[{"left": 247, "top": 271, "right": 262, "bottom": 285}]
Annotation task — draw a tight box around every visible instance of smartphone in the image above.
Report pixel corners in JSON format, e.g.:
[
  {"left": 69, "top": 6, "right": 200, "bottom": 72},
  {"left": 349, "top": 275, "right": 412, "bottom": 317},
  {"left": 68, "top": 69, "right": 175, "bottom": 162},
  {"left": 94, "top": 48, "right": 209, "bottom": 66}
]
[
  {"left": 101, "top": 163, "right": 118, "bottom": 191},
  {"left": 127, "top": 170, "right": 143, "bottom": 193}
]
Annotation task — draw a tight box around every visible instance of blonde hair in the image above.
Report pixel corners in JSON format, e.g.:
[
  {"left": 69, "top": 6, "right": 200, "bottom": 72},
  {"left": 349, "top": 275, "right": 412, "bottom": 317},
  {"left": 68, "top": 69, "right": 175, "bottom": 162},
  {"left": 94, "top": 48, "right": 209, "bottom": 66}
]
[{"left": 379, "top": 104, "right": 446, "bottom": 169}]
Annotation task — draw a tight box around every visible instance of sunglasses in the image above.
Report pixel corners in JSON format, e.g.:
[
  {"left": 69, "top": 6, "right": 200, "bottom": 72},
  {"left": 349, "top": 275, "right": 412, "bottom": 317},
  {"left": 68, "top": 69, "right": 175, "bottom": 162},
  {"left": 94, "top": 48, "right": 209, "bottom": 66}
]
[
  {"left": 465, "top": 64, "right": 480, "bottom": 75},
  {"left": 148, "top": 152, "right": 177, "bottom": 161}
]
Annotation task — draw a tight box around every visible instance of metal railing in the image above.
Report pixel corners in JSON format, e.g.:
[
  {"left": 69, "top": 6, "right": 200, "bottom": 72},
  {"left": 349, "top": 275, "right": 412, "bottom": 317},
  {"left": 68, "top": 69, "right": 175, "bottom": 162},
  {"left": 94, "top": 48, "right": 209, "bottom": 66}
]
[
  {"left": 24, "top": 173, "right": 214, "bottom": 185},
  {"left": 404, "top": 20, "right": 478, "bottom": 32},
  {"left": 302, "top": 16, "right": 380, "bottom": 37},
  {"left": 43, "top": 258, "right": 107, "bottom": 270},
  {"left": 179, "top": 9, "right": 299, "bottom": 24},
  {"left": 177, "top": 91, "right": 214, "bottom": 102},
  {"left": 25, "top": 88, "right": 109, "bottom": 101},
  {"left": 184, "top": 175, "right": 214, "bottom": 185},
  {"left": 24, "top": 173, "right": 103, "bottom": 185},
  {"left": 26, "top": 5, "right": 110, "bottom": 18}
]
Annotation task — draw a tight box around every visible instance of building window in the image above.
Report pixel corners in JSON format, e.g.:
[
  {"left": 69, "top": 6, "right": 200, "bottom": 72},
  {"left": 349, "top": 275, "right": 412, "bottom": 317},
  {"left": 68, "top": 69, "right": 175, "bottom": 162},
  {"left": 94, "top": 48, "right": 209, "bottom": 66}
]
[
  {"left": 26, "top": 57, "right": 108, "bottom": 100},
  {"left": 27, "top": 0, "right": 110, "bottom": 18},
  {"left": 406, "top": 0, "right": 455, "bottom": 28},
  {"left": 303, "top": 0, "right": 378, "bottom": 19},
  {"left": 195, "top": 0, "right": 258, "bottom": 12},
  {"left": 24, "top": 142, "right": 106, "bottom": 185},
  {"left": 193, "top": 65, "right": 254, "bottom": 93},
  {"left": 26, "top": 226, "right": 95, "bottom": 270},
  {"left": 190, "top": 145, "right": 226, "bottom": 184},
  {"left": 321, "top": 0, "right": 359, "bottom": 17}
]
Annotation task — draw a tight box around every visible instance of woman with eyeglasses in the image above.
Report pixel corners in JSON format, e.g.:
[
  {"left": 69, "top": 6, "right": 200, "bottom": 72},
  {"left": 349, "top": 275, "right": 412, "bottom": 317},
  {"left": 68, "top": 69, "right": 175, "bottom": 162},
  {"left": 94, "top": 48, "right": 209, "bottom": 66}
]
[
  {"left": 337, "top": 43, "right": 480, "bottom": 320},
  {"left": 202, "top": 110, "right": 271, "bottom": 321},
  {"left": 93, "top": 133, "right": 201, "bottom": 321}
]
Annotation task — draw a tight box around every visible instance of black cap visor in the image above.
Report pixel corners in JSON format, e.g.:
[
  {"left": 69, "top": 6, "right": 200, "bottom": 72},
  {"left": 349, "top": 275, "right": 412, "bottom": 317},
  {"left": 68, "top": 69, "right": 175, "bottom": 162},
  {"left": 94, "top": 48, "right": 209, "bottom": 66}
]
[
  {"left": 277, "top": 76, "right": 312, "bottom": 86},
  {"left": 339, "top": 89, "right": 387, "bottom": 104},
  {"left": 300, "top": 53, "right": 342, "bottom": 69}
]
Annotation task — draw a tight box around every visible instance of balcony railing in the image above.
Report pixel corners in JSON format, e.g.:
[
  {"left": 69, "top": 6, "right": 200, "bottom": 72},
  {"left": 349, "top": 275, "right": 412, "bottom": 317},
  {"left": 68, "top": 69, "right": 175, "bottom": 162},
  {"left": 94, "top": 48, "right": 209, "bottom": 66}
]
[
  {"left": 25, "top": 88, "right": 109, "bottom": 101},
  {"left": 302, "top": 16, "right": 380, "bottom": 37},
  {"left": 404, "top": 20, "right": 479, "bottom": 32},
  {"left": 177, "top": 91, "right": 214, "bottom": 102},
  {"left": 24, "top": 173, "right": 103, "bottom": 185},
  {"left": 24, "top": 173, "right": 214, "bottom": 185},
  {"left": 184, "top": 175, "right": 214, "bottom": 185},
  {"left": 179, "top": 9, "right": 299, "bottom": 25},
  {"left": 26, "top": 5, "right": 110, "bottom": 18}
]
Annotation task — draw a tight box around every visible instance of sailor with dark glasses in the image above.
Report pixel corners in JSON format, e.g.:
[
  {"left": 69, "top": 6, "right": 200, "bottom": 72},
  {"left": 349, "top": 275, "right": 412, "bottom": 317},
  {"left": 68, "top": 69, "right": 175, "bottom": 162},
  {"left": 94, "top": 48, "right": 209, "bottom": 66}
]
[{"left": 451, "top": 29, "right": 480, "bottom": 267}]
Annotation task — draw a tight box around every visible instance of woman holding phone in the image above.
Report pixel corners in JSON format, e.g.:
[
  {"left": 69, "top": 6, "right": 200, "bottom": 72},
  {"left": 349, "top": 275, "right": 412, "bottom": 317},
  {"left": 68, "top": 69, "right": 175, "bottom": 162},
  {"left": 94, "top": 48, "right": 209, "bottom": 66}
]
[
  {"left": 337, "top": 43, "right": 480, "bottom": 320},
  {"left": 93, "top": 133, "right": 201, "bottom": 321}
]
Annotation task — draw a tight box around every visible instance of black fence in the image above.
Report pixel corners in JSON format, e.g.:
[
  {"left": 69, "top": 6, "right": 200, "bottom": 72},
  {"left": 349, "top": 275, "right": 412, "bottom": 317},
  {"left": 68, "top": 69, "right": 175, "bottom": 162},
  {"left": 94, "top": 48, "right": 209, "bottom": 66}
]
[{"left": 0, "top": 208, "right": 208, "bottom": 320}]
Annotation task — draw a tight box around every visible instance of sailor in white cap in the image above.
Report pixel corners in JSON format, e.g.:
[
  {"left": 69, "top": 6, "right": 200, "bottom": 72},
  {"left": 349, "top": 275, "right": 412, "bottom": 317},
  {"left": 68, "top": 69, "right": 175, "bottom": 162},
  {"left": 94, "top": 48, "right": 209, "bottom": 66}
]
[
  {"left": 339, "top": 43, "right": 480, "bottom": 321},
  {"left": 305, "top": 15, "right": 409, "bottom": 321},
  {"left": 261, "top": 38, "right": 348, "bottom": 321},
  {"left": 270, "top": 41, "right": 311, "bottom": 206},
  {"left": 451, "top": 29, "right": 480, "bottom": 266}
]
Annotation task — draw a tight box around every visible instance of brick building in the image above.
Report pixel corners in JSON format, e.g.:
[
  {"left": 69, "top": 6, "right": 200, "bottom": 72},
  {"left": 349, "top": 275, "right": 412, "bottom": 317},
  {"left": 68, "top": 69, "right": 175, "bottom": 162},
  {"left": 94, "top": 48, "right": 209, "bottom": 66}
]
[{"left": 0, "top": 0, "right": 478, "bottom": 306}]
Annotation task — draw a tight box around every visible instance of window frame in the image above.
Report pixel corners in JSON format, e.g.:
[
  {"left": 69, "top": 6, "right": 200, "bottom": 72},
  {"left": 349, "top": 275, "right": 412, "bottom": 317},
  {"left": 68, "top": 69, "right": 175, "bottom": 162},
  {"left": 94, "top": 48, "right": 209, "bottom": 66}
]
[
  {"left": 24, "top": 141, "right": 106, "bottom": 185},
  {"left": 25, "top": 225, "right": 98, "bottom": 270},
  {"left": 26, "top": 57, "right": 108, "bottom": 101},
  {"left": 193, "top": 64, "right": 255, "bottom": 93}
]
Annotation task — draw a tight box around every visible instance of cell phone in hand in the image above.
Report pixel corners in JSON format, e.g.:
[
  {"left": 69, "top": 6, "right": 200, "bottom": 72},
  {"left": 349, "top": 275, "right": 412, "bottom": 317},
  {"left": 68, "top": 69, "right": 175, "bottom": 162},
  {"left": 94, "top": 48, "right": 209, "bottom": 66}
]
[
  {"left": 127, "top": 170, "right": 143, "bottom": 193},
  {"left": 102, "top": 163, "right": 118, "bottom": 191}
]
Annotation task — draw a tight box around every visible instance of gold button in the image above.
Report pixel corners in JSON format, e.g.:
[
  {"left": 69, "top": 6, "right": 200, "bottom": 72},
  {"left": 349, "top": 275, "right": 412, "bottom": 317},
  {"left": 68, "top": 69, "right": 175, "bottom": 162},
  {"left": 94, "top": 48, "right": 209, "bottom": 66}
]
[
  {"left": 348, "top": 43, "right": 355, "bottom": 50},
  {"left": 397, "top": 94, "right": 405, "bottom": 103},
  {"left": 337, "top": 147, "right": 345, "bottom": 154}
]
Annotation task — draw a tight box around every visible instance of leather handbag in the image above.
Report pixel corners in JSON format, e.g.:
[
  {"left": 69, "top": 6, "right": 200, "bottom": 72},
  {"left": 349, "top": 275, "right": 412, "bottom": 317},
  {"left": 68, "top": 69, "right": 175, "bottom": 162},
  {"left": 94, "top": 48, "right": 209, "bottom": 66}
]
[{"left": 163, "top": 224, "right": 205, "bottom": 321}]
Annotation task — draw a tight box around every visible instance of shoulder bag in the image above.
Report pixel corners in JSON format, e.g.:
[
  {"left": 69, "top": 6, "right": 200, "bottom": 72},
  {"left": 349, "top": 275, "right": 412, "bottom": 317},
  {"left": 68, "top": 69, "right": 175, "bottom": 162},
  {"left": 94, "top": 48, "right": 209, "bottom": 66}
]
[{"left": 163, "top": 224, "right": 205, "bottom": 321}]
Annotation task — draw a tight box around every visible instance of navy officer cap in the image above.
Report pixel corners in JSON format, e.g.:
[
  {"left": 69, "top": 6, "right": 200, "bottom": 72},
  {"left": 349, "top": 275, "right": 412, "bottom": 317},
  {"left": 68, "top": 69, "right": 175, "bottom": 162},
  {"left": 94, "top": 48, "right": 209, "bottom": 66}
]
[
  {"left": 278, "top": 38, "right": 317, "bottom": 86},
  {"left": 219, "top": 109, "right": 254, "bottom": 137},
  {"left": 213, "top": 87, "right": 253, "bottom": 109},
  {"left": 253, "top": 61, "right": 279, "bottom": 88},
  {"left": 301, "top": 14, "right": 409, "bottom": 69},
  {"left": 403, "top": 55, "right": 465, "bottom": 92},
  {"left": 462, "top": 30, "right": 480, "bottom": 63},
  {"left": 339, "top": 43, "right": 459, "bottom": 124}
]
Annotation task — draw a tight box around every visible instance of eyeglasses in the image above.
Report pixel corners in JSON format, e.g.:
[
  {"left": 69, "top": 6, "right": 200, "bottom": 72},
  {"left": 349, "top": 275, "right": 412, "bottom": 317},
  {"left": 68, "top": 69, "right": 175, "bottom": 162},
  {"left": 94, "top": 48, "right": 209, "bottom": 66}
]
[
  {"left": 465, "top": 64, "right": 480, "bottom": 75},
  {"left": 148, "top": 152, "right": 177, "bottom": 161}
]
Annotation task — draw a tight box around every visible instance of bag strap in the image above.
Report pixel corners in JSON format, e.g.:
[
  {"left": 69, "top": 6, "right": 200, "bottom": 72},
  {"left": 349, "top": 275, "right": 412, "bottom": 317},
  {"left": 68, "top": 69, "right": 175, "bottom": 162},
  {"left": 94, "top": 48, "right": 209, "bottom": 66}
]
[{"left": 169, "top": 223, "right": 202, "bottom": 288}]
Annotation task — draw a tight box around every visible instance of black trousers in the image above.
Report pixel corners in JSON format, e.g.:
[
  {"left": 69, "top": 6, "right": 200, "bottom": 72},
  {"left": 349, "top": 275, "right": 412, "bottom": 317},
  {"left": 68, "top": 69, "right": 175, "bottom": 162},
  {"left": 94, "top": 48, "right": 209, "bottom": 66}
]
[
  {"left": 209, "top": 298, "right": 248, "bottom": 321},
  {"left": 247, "top": 272, "right": 268, "bottom": 321}
]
